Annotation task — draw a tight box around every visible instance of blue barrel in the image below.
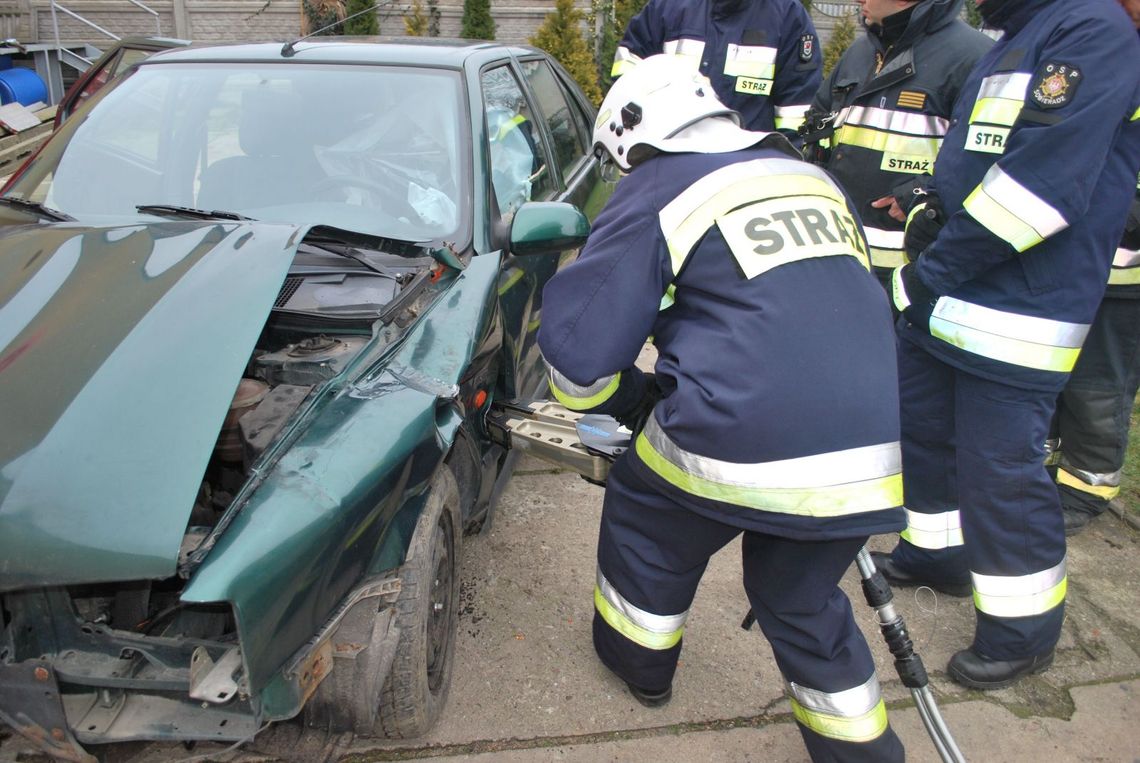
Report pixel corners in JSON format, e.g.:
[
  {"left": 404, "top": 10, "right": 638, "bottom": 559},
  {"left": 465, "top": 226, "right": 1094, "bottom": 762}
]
[{"left": 0, "top": 68, "right": 48, "bottom": 106}]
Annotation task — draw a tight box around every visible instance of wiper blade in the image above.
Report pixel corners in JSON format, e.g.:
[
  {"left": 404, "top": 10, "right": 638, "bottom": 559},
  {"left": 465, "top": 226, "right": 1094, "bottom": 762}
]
[
  {"left": 298, "top": 239, "right": 402, "bottom": 280},
  {"left": 0, "top": 196, "right": 74, "bottom": 222},
  {"left": 136, "top": 204, "right": 253, "bottom": 221}
]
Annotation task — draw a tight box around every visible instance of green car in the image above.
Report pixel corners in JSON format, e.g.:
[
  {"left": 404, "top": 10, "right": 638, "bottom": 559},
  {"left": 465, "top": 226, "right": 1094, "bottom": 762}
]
[{"left": 0, "top": 37, "right": 611, "bottom": 760}]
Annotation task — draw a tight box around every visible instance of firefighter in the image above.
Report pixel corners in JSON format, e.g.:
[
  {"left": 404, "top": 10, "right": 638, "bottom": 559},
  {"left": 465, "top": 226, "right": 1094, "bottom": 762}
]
[
  {"left": 539, "top": 54, "right": 906, "bottom": 761},
  {"left": 1052, "top": 3, "right": 1140, "bottom": 535},
  {"left": 806, "top": 0, "right": 992, "bottom": 293},
  {"left": 871, "top": 0, "right": 1140, "bottom": 689},
  {"left": 611, "top": 0, "right": 821, "bottom": 135}
]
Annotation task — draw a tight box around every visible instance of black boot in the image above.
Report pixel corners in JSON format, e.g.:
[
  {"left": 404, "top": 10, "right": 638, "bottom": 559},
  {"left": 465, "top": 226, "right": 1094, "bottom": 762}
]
[
  {"left": 869, "top": 551, "right": 971, "bottom": 597},
  {"left": 626, "top": 681, "right": 672, "bottom": 708},
  {"left": 947, "top": 647, "right": 1054, "bottom": 690}
]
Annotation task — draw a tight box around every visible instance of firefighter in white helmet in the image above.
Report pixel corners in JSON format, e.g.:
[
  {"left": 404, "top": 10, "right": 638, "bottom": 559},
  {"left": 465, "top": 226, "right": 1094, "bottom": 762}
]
[{"left": 538, "top": 55, "right": 906, "bottom": 762}]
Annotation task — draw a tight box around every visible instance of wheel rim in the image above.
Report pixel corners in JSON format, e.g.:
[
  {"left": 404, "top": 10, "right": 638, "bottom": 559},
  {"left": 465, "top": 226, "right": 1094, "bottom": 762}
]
[{"left": 425, "top": 513, "right": 454, "bottom": 694}]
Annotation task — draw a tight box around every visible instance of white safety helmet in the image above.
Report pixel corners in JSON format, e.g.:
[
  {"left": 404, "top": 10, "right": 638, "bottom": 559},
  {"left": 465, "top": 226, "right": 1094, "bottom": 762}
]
[{"left": 593, "top": 53, "right": 768, "bottom": 172}]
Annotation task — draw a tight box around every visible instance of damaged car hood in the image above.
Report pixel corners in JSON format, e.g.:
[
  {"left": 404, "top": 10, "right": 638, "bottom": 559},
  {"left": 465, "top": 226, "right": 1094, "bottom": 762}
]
[{"left": 0, "top": 220, "right": 306, "bottom": 592}]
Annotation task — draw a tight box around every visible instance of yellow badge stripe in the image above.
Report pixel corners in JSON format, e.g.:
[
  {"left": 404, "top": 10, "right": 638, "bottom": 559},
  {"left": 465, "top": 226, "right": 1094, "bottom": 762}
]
[{"left": 897, "top": 91, "right": 926, "bottom": 109}]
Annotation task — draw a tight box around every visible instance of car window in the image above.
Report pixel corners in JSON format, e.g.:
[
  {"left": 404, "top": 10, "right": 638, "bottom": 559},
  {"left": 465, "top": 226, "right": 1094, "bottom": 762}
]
[
  {"left": 518, "top": 60, "right": 589, "bottom": 182},
  {"left": 481, "top": 65, "right": 553, "bottom": 215},
  {"left": 13, "top": 62, "right": 467, "bottom": 242}
]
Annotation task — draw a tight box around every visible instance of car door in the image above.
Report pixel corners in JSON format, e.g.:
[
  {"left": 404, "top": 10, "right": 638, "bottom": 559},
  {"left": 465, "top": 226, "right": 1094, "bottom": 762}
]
[{"left": 484, "top": 57, "right": 613, "bottom": 399}]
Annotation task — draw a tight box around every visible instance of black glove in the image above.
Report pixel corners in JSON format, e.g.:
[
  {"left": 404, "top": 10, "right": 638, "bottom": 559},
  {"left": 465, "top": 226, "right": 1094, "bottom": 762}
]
[
  {"left": 891, "top": 262, "right": 939, "bottom": 331},
  {"left": 904, "top": 197, "right": 944, "bottom": 261},
  {"left": 615, "top": 373, "right": 661, "bottom": 438}
]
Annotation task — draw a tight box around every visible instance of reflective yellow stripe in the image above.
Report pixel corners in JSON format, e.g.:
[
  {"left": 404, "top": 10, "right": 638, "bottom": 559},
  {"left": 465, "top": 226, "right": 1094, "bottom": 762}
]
[
  {"left": 548, "top": 369, "right": 621, "bottom": 410},
  {"left": 963, "top": 165, "right": 1068, "bottom": 252},
  {"left": 1057, "top": 467, "right": 1121, "bottom": 499},
  {"left": 969, "top": 97, "right": 1024, "bottom": 126},
  {"left": 787, "top": 676, "right": 889, "bottom": 743},
  {"left": 900, "top": 509, "right": 964, "bottom": 550},
  {"left": 593, "top": 586, "right": 684, "bottom": 650},
  {"left": 1131, "top": 104, "right": 1140, "bottom": 121},
  {"left": 498, "top": 266, "right": 526, "bottom": 295},
  {"left": 976, "top": 72, "right": 1032, "bottom": 102},
  {"left": 835, "top": 124, "right": 941, "bottom": 160},
  {"left": 659, "top": 284, "right": 676, "bottom": 311},
  {"left": 973, "top": 560, "right": 1067, "bottom": 618},
  {"left": 635, "top": 418, "right": 902, "bottom": 516},
  {"left": 870, "top": 247, "right": 907, "bottom": 269},
  {"left": 658, "top": 159, "right": 860, "bottom": 276},
  {"left": 891, "top": 266, "right": 911, "bottom": 312},
  {"left": 929, "top": 297, "right": 1088, "bottom": 373}
]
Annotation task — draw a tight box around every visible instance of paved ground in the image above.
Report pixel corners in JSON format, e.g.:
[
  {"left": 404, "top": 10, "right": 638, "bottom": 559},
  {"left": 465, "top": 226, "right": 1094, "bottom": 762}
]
[{"left": 4, "top": 455, "right": 1139, "bottom": 763}]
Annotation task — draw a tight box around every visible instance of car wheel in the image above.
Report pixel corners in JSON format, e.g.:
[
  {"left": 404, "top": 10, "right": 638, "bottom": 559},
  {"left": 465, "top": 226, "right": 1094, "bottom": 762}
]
[{"left": 375, "top": 465, "right": 461, "bottom": 738}]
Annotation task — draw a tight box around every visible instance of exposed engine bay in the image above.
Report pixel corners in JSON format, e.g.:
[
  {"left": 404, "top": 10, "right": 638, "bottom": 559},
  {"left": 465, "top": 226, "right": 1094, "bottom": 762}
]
[{"left": 0, "top": 242, "right": 441, "bottom": 750}]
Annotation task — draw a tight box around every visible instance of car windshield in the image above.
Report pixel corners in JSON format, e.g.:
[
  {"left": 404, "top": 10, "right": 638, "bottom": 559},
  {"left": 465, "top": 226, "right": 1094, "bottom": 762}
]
[{"left": 3, "top": 62, "right": 468, "bottom": 242}]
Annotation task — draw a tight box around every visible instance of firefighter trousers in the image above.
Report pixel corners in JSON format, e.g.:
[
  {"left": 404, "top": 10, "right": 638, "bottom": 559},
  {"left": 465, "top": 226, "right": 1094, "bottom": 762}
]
[
  {"left": 888, "top": 336, "right": 1067, "bottom": 660},
  {"left": 592, "top": 456, "right": 905, "bottom": 762},
  {"left": 1053, "top": 297, "right": 1140, "bottom": 515}
]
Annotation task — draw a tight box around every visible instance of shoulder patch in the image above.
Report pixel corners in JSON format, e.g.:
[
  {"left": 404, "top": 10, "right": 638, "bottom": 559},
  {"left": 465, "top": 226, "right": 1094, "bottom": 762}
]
[
  {"left": 897, "top": 90, "right": 926, "bottom": 110},
  {"left": 799, "top": 34, "right": 815, "bottom": 61},
  {"left": 1030, "top": 61, "right": 1081, "bottom": 109}
]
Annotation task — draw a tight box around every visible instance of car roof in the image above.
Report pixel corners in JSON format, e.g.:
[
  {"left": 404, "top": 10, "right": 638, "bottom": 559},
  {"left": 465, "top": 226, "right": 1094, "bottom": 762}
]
[{"left": 145, "top": 37, "right": 546, "bottom": 69}]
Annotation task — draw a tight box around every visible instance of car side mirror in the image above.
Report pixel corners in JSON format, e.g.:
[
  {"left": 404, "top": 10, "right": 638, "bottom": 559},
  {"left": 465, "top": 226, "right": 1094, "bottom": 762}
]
[{"left": 509, "top": 201, "right": 590, "bottom": 257}]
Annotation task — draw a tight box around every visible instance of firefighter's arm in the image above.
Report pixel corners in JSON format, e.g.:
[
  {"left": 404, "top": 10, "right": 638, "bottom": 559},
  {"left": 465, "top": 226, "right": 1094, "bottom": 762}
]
[
  {"left": 538, "top": 174, "right": 671, "bottom": 422},
  {"left": 771, "top": 3, "right": 822, "bottom": 135},
  {"left": 916, "top": 15, "right": 1139, "bottom": 295}
]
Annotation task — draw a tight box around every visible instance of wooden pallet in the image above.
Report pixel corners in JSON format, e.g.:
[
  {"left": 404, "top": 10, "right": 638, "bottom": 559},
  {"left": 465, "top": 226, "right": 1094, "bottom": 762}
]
[{"left": 0, "top": 104, "right": 57, "bottom": 183}]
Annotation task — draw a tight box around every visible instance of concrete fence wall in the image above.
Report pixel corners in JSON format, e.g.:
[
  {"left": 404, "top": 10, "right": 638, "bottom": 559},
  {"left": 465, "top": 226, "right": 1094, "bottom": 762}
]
[{"left": 13, "top": 0, "right": 865, "bottom": 50}]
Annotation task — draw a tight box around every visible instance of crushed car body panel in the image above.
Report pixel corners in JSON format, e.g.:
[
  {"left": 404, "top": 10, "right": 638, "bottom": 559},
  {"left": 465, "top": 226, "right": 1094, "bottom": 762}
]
[
  {"left": 182, "top": 253, "right": 504, "bottom": 710},
  {"left": 0, "top": 221, "right": 305, "bottom": 591}
]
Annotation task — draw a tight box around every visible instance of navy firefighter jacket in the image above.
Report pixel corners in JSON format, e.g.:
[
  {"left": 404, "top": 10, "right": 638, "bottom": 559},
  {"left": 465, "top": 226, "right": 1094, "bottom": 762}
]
[
  {"left": 538, "top": 144, "right": 905, "bottom": 541},
  {"left": 906, "top": 0, "right": 1140, "bottom": 392},
  {"left": 613, "top": 0, "right": 821, "bottom": 134}
]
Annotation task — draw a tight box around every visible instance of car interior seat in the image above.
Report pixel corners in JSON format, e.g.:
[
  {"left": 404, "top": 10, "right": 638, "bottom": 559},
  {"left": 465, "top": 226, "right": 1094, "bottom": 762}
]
[{"left": 197, "top": 89, "right": 326, "bottom": 212}]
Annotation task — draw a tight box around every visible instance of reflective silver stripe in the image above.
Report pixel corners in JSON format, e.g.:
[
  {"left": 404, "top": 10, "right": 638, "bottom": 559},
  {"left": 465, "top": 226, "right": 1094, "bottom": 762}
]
[
  {"left": 866, "top": 225, "right": 907, "bottom": 269},
  {"left": 612, "top": 46, "right": 642, "bottom": 76},
  {"left": 658, "top": 158, "right": 853, "bottom": 276},
  {"left": 1109, "top": 245, "right": 1140, "bottom": 285},
  {"left": 864, "top": 227, "right": 904, "bottom": 249},
  {"left": 787, "top": 674, "right": 883, "bottom": 719},
  {"left": 547, "top": 366, "right": 620, "bottom": 410},
  {"left": 1060, "top": 464, "right": 1121, "bottom": 488},
  {"left": 774, "top": 104, "right": 810, "bottom": 131},
  {"left": 976, "top": 72, "right": 1032, "bottom": 102},
  {"left": 662, "top": 38, "right": 706, "bottom": 58},
  {"left": 724, "top": 43, "right": 777, "bottom": 79},
  {"left": 596, "top": 568, "right": 688, "bottom": 633},
  {"left": 786, "top": 674, "right": 889, "bottom": 742},
  {"left": 929, "top": 297, "right": 1088, "bottom": 372},
  {"left": 842, "top": 105, "right": 949, "bottom": 137},
  {"left": 900, "top": 508, "right": 964, "bottom": 550},
  {"left": 972, "top": 559, "right": 1067, "bottom": 618},
  {"left": 1113, "top": 246, "right": 1140, "bottom": 269},
  {"left": 964, "top": 165, "right": 1068, "bottom": 251}
]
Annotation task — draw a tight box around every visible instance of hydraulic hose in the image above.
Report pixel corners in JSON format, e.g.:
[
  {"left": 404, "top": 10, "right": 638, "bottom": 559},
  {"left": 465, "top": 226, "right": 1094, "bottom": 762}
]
[{"left": 855, "top": 548, "right": 966, "bottom": 763}]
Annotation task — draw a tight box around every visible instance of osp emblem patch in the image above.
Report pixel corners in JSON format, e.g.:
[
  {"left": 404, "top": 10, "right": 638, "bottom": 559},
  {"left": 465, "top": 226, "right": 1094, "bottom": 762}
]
[
  {"left": 800, "top": 34, "right": 814, "bottom": 61},
  {"left": 1031, "top": 62, "right": 1081, "bottom": 108}
]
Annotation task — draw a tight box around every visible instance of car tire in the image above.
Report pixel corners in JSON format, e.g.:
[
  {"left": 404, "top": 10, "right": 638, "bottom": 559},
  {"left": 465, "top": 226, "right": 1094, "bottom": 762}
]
[{"left": 375, "top": 465, "right": 462, "bottom": 738}]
